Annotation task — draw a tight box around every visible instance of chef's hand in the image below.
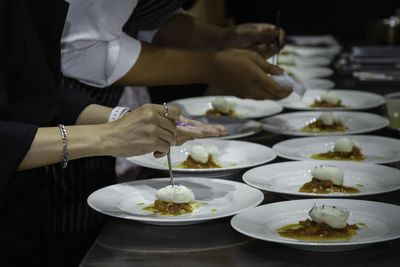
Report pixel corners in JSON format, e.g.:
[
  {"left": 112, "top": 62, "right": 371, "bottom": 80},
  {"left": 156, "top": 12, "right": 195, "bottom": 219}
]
[
  {"left": 104, "top": 104, "right": 179, "bottom": 158},
  {"left": 222, "top": 23, "right": 285, "bottom": 59},
  {"left": 208, "top": 48, "right": 292, "bottom": 100},
  {"left": 153, "top": 115, "right": 227, "bottom": 157},
  {"left": 175, "top": 115, "right": 227, "bottom": 145}
]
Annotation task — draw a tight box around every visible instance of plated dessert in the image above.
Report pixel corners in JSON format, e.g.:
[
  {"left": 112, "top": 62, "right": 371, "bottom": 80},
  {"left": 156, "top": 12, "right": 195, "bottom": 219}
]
[
  {"left": 144, "top": 184, "right": 200, "bottom": 216},
  {"left": 277, "top": 204, "right": 363, "bottom": 241},
  {"left": 177, "top": 144, "right": 222, "bottom": 169},
  {"left": 299, "top": 165, "right": 360, "bottom": 194},
  {"left": 310, "top": 91, "right": 346, "bottom": 108},
  {"left": 205, "top": 97, "right": 241, "bottom": 117},
  {"left": 301, "top": 112, "right": 348, "bottom": 133},
  {"left": 311, "top": 137, "right": 366, "bottom": 161}
]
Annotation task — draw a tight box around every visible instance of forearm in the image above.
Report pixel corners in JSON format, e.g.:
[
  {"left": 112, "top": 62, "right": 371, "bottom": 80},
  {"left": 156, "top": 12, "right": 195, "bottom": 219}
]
[
  {"left": 153, "top": 13, "right": 225, "bottom": 50},
  {"left": 116, "top": 43, "right": 213, "bottom": 86},
  {"left": 17, "top": 124, "right": 108, "bottom": 170},
  {"left": 75, "top": 104, "right": 112, "bottom": 125}
]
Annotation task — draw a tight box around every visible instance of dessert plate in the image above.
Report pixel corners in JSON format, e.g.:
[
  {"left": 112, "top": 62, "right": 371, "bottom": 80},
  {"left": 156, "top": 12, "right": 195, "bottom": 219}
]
[
  {"left": 283, "top": 66, "right": 333, "bottom": 78},
  {"left": 169, "top": 96, "right": 282, "bottom": 119},
  {"left": 194, "top": 116, "right": 262, "bottom": 140},
  {"left": 269, "top": 55, "right": 332, "bottom": 66},
  {"left": 280, "top": 89, "right": 386, "bottom": 111},
  {"left": 281, "top": 44, "right": 339, "bottom": 57},
  {"left": 88, "top": 177, "right": 264, "bottom": 226},
  {"left": 231, "top": 198, "right": 400, "bottom": 251},
  {"left": 242, "top": 161, "right": 400, "bottom": 198},
  {"left": 272, "top": 135, "right": 400, "bottom": 164},
  {"left": 300, "top": 78, "right": 335, "bottom": 89},
  {"left": 127, "top": 139, "right": 276, "bottom": 177},
  {"left": 261, "top": 111, "right": 389, "bottom": 136}
]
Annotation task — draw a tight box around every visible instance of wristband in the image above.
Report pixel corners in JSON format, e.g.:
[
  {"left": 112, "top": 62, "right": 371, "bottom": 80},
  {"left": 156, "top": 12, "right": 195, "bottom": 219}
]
[{"left": 108, "top": 106, "right": 132, "bottom": 122}]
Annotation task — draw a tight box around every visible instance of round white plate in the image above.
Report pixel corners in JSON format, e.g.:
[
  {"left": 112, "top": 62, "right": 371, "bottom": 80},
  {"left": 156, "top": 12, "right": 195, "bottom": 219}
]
[
  {"left": 169, "top": 96, "right": 282, "bottom": 119},
  {"left": 242, "top": 161, "right": 400, "bottom": 198},
  {"left": 194, "top": 116, "right": 262, "bottom": 140},
  {"left": 283, "top": 66, "right": 334, "bottom": 78},
  {"left": 276, "top": 55, "right": 332, "bottom": 66},
  {"left": 261, "top": 111, "right": 389, "bottom": 136},
  {"left": 272, "top": 135, "right": 400, "bottom": 164},
  {"left": 280, "top": 89, "right": 386, "bottom": 111},
  {"left": 300, "top": 78, "right": 335, "bottom": 90},
  {"left": 231, "top": 198, "right": 400, "bottom": 251},
  {"left": 282, "top": 44, "right": 339, "bottom": 57},
  {"left": 87, "top": 177, "right": 264, "bottom": 226},
  {"left": 127, "top": 140, "right": 276, "bottom": 177},
  {"left": 287, "top": 35, "right": 341, "bottom": 51}
]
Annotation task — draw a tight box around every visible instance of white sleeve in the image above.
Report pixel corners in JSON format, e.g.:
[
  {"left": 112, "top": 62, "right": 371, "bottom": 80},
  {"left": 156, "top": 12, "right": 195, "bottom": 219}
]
[{"left": 61, "top": 0, "right": 140, "bottom": 88}]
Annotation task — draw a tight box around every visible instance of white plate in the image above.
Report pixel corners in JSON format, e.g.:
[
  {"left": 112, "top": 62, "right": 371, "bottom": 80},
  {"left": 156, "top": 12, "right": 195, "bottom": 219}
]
[
  {"left": 282, "top": 44, "right": 339, "bottom": 57},
  {"left": 231, "top": 198, "right": 400, "bottom": 251},
  {"left": 280, "top": 89, "right": 386, "bottom": 111},
  {"left": 242, "top": 161, "right": 400, "bottom": 198},
  {"left": 272, "top": 135, "right": 400, "bottom": 164},
  {"left": 300, "top": 78, "right": 335, "bottom": 90},
  {"left": 276, "top": 55, "right": 332, "bottom": 67},
  {"left": 261, "top": 111, "right": 389, "bottom": 136},
  {"left": 169, "top": 96, "right": 282, "bottom": 119},
  {"left": 287, "top": 35, "right": 341, "bottom": 50},
  {"left": 127, "top": 140, "right": 276, "bottom": 177},
  {"left": 194, "top": 116, "right": 262, "bottom": 140},
  {"left": 283, "top": 66, "right": 333, "bottom": 78},
  {"left": 87, "top": 177, "right": 264, "bottom": 226}
]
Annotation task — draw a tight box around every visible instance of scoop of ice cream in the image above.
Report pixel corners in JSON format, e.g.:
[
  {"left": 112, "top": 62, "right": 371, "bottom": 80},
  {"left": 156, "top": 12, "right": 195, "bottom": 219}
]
[
  {"left": 318, "top": 112, "right": 335, "bottom": 126},
  {"left": 211, "top": 97, "right": 235, "bottom": 114},
  {"left": 190, "top": 145, "right": 209, "bottom": 164},
  {"left": 321, "top": 91, "right": 339, "bottom": 105},
  {"left": 309, "top": 205, "right": 349, "bottom": 229},
  {"left": 155, "top": 185, "right": 195, "bottom": 203},
  {"left": 334, "top": 137, "right": 354, "bottom": 153},
  {"left": 311, "top": 165, "right": 344, "bottom": 186},
  {"left": 203, "top": 144, "right": 219, "bottom": 159}
]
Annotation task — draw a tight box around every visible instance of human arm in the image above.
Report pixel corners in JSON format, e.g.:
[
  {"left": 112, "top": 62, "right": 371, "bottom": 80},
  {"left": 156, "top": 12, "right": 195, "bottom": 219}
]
[
  {"left": 17, "top": 104, "right": 180, "bottom": 170},
  {"left": 152, "top": 13, "right": 285, "bottom": 58},
  {"left": 116, "top": 43, "right": 291, "bottom": 100}
]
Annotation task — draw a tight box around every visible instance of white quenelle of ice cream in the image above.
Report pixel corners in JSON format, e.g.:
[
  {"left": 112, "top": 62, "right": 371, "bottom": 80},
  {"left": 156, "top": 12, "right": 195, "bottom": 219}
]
[
  {"left": 309, "top": 205, "right": 350, "bottom": 229},
  {"left": 155, "top": 185, "right": 195, "bottom": 204},
  {"left": 211, "top": 97, "right": 236, "bottom": 114},
  {"left": 189, "top": 144, "right": 219, "bottom": 164},
  {"left": 311, "top": 165, "right": 344, "bottom": 186},
  {"left": 321, "top": 91, "right": 339, "bottom": 105},
  {"left": 334, "top": 137, "right": 354, "bottom": 153},
  {"left": 190, "top": 145, "right": 209, "bottom": 164},
  {"left": 318, "top": 112, "right": 335, "bottom": 125}
]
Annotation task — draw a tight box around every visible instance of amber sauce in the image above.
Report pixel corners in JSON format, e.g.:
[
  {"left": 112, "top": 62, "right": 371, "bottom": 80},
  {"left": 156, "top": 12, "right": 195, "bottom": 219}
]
[
  {"left": 205, "top": 109, "right": 237, "bottom": 117},
  {"left": 309, "top": 99, "right": 346, "bottom": 108},
  {"left": 277, "top": 219, "right": 360, "bottom": 241},
  {"left": 143, "top": 200, "right": 200, "bottom": 216},
  {"left": 299, "top": 178, "right": 361, "bottom": 194},
  {"left": 301, "top": 119, "right": 348, "bottom": 133},
  {"left": 310, "top": 146, "right": 366, "bottom": 161},
  {"left": 177, "top": 155, "right": 222, "bottom": 169}
]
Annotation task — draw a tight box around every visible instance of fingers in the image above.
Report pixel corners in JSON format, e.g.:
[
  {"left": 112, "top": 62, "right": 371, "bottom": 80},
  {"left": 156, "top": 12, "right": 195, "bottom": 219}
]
[
  {"left": 156, "top": 104, "right": 181, "bottom": 121},
  {"left": 251, "top": 54, "right": 283, "bottom": 76},
  {"left": 177, "top": 116, "right": 227, "bottom": 137}
]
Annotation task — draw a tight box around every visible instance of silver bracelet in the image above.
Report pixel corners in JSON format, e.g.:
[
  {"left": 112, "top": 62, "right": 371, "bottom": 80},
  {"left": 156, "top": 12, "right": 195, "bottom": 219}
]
[
  {"left": 58, "top": 124, "right": 69, "bottom": 168},
  {"left": 108, "top": 106, "right": 132, "bottom": 122}
]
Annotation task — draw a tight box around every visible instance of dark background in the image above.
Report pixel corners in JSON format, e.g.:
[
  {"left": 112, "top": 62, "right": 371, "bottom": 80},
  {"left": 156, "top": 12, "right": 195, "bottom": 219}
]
[{"left": 226, "top": 0, "right": 400, "bottom": 44}]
